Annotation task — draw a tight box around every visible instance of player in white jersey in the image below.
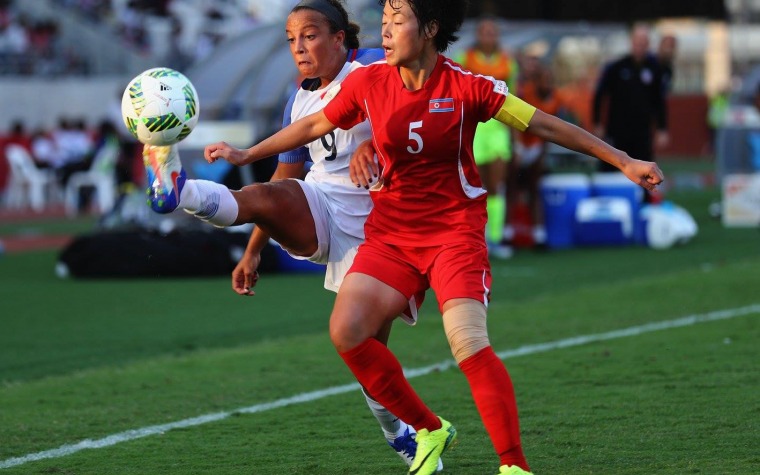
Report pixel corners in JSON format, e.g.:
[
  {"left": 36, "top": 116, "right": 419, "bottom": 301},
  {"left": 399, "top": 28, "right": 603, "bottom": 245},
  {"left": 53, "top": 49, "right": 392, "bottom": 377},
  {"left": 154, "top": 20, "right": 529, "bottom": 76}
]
[
  {"left": 275, "top": 49, "right": 376, "bottom": 291},
  {"left": 140, "top": 0, "right": 440, "bottom": 470}
]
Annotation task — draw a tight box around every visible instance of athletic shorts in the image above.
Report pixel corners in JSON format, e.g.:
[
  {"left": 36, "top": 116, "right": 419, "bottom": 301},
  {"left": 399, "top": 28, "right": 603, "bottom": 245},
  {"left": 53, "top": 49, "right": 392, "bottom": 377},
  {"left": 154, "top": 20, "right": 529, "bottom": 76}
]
[
  {"left": 348, "top": 238, "right": 492, "bottom": 322},
  {"left": 473, "top": 119, "right": 512, "bottom": 166},
  {"left": 287, "top": 178, "right": 371, "bottom": 292}
]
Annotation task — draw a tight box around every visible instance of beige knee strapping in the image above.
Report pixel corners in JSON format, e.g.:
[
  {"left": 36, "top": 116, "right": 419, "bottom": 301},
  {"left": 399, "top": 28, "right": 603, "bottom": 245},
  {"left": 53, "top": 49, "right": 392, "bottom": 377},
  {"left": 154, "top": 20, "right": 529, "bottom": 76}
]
[{"left": 442, "top": 301, "right": 490, "bottom": 364}]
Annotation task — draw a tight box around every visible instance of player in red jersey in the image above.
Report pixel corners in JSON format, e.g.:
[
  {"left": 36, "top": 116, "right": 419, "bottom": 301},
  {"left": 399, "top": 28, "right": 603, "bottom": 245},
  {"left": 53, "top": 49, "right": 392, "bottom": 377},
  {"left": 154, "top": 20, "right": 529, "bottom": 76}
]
[{"left": 204, "top": 2, "right": 664, "bottom": 473}]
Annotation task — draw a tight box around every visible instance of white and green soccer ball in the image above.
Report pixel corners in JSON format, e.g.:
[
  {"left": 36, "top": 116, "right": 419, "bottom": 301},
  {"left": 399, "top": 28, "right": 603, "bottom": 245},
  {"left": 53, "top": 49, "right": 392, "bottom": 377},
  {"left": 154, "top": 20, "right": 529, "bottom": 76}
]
[{"left": 121, "top": 67, "right": 199, "bottom": 146}]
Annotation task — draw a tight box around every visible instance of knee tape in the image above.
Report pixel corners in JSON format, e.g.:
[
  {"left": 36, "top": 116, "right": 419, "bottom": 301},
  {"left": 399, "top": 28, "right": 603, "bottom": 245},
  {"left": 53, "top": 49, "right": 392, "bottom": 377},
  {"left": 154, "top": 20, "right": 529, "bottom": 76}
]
[{"left": 442, "top": 301, "right": 490, "bottom": 364}]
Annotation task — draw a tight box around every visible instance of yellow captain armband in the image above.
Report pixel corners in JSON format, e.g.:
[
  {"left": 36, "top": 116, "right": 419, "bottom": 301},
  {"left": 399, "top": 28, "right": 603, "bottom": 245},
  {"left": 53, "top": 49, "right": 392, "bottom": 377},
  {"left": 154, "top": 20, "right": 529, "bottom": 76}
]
[{"left": 494, "top": 94, "right": 536, "bottom": 132}]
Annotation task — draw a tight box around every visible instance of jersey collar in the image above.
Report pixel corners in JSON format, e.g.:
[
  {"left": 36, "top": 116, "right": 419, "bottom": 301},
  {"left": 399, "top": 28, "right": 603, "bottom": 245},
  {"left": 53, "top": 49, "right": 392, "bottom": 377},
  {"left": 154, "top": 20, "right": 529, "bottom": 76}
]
[{"left": 391, "top": 53, "right": 444, "bottom": 92}]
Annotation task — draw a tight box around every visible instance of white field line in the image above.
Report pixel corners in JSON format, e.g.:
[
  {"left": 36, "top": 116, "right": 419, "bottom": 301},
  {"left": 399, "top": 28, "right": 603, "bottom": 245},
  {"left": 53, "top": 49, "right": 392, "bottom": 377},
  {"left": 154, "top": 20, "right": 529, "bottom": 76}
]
[{"left": 2, "top": 303, "right": 758, "bottom": 470}]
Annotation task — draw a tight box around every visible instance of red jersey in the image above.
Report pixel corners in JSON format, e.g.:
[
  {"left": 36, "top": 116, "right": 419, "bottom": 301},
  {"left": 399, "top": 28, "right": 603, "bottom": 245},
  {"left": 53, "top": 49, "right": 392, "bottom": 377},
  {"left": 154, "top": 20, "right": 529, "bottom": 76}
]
[{"left": 323, "top": 54, "right": 508, "bottom": 246}]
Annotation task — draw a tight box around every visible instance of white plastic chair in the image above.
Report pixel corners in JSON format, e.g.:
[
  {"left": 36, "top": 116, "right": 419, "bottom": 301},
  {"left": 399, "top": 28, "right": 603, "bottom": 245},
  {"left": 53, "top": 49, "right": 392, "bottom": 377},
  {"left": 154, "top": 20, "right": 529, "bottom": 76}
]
[
  {"left": 3, "top": 144, "right": 60, "bottom": 212},
  {"left": 64, "top": 139, "right": 120, "bottom": 216}
]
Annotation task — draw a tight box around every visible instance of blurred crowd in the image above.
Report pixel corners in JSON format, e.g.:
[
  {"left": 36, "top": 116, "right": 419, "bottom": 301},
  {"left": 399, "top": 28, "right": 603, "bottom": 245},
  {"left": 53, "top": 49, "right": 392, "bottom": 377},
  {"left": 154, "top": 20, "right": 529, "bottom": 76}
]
[
  {"left": 0, "top": 0, "right": 87, "bottom": 75},
  {"left": 0, "top": 0, "right": 300, "bottom": 75},
  {"left": 0, "top": 116, "right": 141, "bottom": 209}
]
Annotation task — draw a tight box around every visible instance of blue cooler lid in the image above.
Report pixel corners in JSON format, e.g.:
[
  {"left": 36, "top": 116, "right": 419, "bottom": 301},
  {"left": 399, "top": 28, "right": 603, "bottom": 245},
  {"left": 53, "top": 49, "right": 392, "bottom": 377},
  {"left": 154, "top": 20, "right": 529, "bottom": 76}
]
[{"left": 540, "top": 173, "right": 590, "bottom": 190}]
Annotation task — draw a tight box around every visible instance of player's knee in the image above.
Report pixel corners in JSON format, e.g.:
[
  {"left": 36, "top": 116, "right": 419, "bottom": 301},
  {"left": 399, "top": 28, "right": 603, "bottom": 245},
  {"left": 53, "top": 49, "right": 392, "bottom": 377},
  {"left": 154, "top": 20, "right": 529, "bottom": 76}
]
[
  {"left": 235, "top": 183, "right": 276, "bottom": 219},
  {"left": 329, "top": 309, "right": 367, "bottom": 353},
  {"left": 442, "top": 300, "right": 490, "bottom": 364}
]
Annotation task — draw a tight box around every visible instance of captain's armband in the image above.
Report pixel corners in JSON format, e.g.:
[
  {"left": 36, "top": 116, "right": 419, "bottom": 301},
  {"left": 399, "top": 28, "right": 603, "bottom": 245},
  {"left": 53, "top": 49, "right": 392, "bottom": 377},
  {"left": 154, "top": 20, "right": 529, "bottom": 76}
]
[{"left": 494, "top": 94, "right": 536, "bottom": 132}]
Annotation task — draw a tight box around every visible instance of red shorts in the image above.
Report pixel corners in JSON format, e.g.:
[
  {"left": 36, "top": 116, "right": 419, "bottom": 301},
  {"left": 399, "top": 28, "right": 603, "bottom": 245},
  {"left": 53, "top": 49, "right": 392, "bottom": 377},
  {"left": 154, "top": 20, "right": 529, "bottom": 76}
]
[{"left": 348, "top": 238, "right": 492, "bottom": 315}]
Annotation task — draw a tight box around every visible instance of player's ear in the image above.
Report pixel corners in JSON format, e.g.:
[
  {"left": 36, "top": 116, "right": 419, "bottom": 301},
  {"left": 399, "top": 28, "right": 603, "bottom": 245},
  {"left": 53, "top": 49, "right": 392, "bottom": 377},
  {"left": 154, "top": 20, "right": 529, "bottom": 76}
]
[
  {"left": 424, "top": 20, "right": 439, "bottom": 40},
  {"left": 334, "top": 30, "right": 346, "bottom": 48}
]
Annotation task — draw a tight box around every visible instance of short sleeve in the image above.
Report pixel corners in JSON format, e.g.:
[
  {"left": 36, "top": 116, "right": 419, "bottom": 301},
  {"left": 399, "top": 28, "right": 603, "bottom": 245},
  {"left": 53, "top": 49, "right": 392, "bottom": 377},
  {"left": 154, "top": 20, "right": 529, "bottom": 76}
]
[
  {"left": 323, "top": 68, "right": 367, "bottom": 130},
  {"left": 278, "top": 87, "right": 310, "bottom": 163},
  {"left": 473, "top": 75, "right": 509, "bottom": 123}
]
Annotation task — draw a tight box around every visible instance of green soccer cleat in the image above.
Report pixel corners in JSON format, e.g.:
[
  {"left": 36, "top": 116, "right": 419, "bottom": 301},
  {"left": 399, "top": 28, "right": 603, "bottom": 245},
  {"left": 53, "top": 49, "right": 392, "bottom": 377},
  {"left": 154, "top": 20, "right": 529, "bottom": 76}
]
[
  {"left": 497, "top": 464, "right": 533, "bottom": 475},
  {"left": 408, "top": 417, "right": 456, "bottom": 475}
]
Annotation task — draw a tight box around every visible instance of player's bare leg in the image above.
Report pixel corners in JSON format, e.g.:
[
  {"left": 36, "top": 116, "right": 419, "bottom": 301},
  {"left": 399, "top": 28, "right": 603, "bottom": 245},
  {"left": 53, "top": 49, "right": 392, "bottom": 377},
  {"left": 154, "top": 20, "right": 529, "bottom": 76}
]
[{"left": 144, "top": 145, "right": 433, "bottom": 468}]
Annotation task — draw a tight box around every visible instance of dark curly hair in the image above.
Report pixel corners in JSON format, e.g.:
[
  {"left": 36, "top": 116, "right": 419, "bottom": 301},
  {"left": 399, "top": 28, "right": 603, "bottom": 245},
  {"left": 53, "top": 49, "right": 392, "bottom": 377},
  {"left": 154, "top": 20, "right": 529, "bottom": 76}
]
[
  {"left": 380, "top": 0, "right": 470, "bottom": 52},
  {"left": 292, "top": 0, "right": 361, "bottom": 49}
]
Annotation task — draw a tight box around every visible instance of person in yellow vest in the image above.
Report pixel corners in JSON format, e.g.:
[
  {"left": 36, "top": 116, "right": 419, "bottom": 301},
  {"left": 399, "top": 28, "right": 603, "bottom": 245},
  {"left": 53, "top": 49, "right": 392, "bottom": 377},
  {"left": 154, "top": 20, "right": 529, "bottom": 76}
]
[{"left": 456, "top": 17, "right": 518, "bottom": 259}]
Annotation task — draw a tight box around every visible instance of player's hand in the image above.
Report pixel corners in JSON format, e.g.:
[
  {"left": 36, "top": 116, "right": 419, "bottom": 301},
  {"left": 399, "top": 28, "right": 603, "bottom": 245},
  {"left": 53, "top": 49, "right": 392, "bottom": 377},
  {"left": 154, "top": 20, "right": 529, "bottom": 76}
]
[
  {"left": 621, "top": 157, "right": 664, "bottom": 192},
  {"left": 232, "top": 251, "right": 261, "bottom": 296},
  {"left": 205, "top": 141, "right": 247, "bottom": 165},
  {"left": 349, "top": 139, "right": 379, "bottom": 189}
]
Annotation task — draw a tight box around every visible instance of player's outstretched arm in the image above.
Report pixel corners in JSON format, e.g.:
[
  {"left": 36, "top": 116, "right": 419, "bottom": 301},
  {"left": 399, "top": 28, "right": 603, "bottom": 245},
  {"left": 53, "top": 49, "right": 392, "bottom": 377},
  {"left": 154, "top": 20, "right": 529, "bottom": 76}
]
[
  {"left": 205, "top": 110, "right": 336, "bottom": 166},
  {"left": 349, "top": 139, "right": 379, "bottom": 188},
  {"left": 525, "top": 108, "right": 665, "bottom": 191}
]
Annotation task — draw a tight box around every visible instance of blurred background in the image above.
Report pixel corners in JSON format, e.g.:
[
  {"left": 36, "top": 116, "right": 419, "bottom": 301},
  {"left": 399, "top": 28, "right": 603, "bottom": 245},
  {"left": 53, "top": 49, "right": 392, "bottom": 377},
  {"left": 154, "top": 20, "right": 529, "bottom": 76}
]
[{"left": 1, "top": 0, "right": 759, "bottom": 262}]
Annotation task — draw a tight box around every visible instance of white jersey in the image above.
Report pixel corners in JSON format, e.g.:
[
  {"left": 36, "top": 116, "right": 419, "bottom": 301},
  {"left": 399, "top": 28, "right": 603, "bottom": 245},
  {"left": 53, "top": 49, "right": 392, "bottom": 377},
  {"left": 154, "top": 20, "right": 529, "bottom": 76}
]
[{"left": 279, "top": 48, "right": 383, "bottom": 240}]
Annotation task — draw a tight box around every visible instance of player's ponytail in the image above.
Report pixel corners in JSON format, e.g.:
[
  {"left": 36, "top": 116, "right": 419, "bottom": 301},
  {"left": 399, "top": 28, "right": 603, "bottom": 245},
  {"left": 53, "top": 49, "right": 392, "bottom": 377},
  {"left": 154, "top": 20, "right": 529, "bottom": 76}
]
[{"left": 343, "top": 20, "right": 361, "bottom": 50}]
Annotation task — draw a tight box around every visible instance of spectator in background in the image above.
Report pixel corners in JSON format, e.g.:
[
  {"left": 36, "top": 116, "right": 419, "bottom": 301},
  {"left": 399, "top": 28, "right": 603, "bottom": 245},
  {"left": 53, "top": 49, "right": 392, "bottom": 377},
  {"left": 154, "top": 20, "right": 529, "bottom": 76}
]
[
  {"left": 53, "top": 118, "right": 94, "bottom": 186},
  {"left": 30, "top": 127, "right": 60, "bottom": 169},
  {"left": 656, "top": 33, "right": 677, "bottom": 93},
  {"left": 456, "top": 17, "right": 518, "bottom": 259},
  {"left": 593, "top": 24, "right": 669, "bottom": 188},
  {"left": 2, "top": 120, "right": 32, "bottom": 152},
  {"left": 706, "top": 86, "right": 730, "bottom": 154},
  {"left": 516, "top": 42, "right": 545, "bottom": 91},
  {"left": 555, "top": 69, "right": 595, "bottom": 132},
  {"left": 0, "top": 119, "right": 33, "bottom": 190},
  {"left": 508, "top": 64, "right": 561, "bottom": 249}
]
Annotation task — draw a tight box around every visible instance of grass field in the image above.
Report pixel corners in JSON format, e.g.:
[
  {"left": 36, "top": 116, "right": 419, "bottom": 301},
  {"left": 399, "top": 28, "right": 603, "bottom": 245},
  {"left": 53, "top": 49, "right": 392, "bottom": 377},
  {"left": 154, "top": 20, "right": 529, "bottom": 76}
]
[{"left": 1, "top": 182, "right": 759, "bottom": 474}]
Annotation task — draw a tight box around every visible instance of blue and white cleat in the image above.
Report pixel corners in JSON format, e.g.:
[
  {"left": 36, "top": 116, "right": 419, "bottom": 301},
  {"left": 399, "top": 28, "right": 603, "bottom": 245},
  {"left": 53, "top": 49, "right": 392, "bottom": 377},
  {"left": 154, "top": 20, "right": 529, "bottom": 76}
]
[
  {"left": 388, "top": 422, "right": 443, "bottom": 472},
  {"left": 142, "top": 144, "right": 186, "bottom": 214}
]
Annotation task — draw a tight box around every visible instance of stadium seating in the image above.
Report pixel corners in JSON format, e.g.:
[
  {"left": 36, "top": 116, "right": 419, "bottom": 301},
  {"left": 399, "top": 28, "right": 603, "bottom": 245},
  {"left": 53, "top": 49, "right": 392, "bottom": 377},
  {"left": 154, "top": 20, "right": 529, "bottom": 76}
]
[
  {"left": 3, "top": 144, "right": 61, "bottom": 212},
  {"left": 64, "top": 139, "right": 120, "bottom": 216}
]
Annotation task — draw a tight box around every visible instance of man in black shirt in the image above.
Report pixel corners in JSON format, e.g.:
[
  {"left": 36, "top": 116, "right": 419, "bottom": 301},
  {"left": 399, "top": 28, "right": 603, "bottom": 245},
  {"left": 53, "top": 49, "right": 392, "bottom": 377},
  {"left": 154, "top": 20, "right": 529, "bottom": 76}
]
[
  {"left": 593, "top": 24, "right": 669, "bottom": 173},
  {"left": 657, "top": 34, "right": 678, "bottom": 94}
]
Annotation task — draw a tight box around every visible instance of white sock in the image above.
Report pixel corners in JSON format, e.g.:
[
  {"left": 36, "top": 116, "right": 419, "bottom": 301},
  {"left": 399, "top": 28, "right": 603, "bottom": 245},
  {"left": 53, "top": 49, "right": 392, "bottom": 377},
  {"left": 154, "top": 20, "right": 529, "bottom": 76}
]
[
  {"left": 180, "top": 179, "right": 238, "bottom": 227},
  {"left": 361, "top": 387, "right": 402, "bottom": 440}
]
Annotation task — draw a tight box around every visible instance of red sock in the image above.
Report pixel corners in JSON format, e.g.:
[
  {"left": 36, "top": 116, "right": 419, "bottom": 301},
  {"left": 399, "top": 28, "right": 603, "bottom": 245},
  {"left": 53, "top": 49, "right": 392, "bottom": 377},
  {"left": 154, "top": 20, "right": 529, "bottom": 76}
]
[
  {"left": 340, "top": 338, "right": 441, "bottom": 432},
  {"left": 459, "top": 346, "right": 529, "bottom": 471}
]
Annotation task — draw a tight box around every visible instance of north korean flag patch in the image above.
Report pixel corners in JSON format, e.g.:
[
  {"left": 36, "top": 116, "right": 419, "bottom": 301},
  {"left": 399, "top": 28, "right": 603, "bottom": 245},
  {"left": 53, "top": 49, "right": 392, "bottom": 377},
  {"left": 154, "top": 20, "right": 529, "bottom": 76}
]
[{"left": 429, "top": 98, "right": 455, "bottom": 113}]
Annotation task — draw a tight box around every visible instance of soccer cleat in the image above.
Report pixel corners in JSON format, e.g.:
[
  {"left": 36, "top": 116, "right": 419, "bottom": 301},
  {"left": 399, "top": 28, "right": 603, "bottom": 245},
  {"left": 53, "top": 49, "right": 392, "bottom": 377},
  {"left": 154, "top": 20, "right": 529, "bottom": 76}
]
[
  {"left": 387, "top": 422, "right": 443, "bottom": 472},
  {"left": 408, "top": 417, "right": 456, "bottom": 475},
  {"left": 496, "top": 464, "right": 534, "bottom": 475},
  {"left": 143, "top": 144, "right": 186, "bottom": 214}
]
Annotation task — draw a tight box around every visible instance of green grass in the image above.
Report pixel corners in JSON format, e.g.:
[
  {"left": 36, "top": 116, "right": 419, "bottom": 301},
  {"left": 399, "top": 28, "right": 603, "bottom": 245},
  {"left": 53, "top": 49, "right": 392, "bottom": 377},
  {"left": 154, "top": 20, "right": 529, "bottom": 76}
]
[
  {"left": 0, "top": 215, "right": 97, "bottom": 238},
  {"left": 1, "top": 184, "right": 759, "bottom": 474}
]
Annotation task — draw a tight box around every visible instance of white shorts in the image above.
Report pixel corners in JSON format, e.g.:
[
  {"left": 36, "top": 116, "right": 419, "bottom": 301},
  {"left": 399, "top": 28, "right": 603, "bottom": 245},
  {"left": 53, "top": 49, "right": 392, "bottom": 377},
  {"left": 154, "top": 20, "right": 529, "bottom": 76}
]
[{"left": 285, "top": 178, "right": 371, "bottom": 293}]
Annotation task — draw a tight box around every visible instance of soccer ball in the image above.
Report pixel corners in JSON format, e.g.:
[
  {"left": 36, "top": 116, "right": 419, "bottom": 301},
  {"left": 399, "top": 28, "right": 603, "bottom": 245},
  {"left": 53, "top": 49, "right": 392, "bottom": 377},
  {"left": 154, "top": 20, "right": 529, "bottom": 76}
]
[{"left": 121, "top": 67, "right": 199, "bottom": 146}]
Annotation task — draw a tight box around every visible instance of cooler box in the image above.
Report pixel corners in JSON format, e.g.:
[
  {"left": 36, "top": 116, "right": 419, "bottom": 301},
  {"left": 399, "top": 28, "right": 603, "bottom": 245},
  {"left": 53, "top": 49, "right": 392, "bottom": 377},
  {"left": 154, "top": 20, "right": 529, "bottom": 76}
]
[
  {"left": 540, "top": 173, "right": 591, "bottom": 249},
  {"left": 574, "top": 196, "right": 634, "bottom": 246},
  {"left": 590, "top": 172, "right": 644, "bottom": 243}
]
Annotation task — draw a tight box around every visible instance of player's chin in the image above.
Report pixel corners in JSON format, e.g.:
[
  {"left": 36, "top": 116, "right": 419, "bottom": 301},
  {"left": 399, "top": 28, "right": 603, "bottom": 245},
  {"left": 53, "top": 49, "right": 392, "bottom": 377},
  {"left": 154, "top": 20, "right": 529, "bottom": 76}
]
[{"left": 297, "top": 64, "right": 316, "bottom": 77}]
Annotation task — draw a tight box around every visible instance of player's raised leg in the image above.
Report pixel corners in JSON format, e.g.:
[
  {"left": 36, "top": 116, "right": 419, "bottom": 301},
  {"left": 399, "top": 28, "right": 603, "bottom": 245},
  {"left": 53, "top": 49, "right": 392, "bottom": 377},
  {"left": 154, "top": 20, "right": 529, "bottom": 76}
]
[
  {"left": 142, "top": 145, "right": 315, "bottom": 255},
  {"left": 142, "top": 144, "right": 187, "bottom": 214}
]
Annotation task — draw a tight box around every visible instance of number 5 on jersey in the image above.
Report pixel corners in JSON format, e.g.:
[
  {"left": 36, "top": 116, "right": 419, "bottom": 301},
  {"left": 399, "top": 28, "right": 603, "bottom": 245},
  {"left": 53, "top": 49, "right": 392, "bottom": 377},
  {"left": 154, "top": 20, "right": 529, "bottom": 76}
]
[{"left": 407, "top": 121, "right": 423, "bottom": 154}]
